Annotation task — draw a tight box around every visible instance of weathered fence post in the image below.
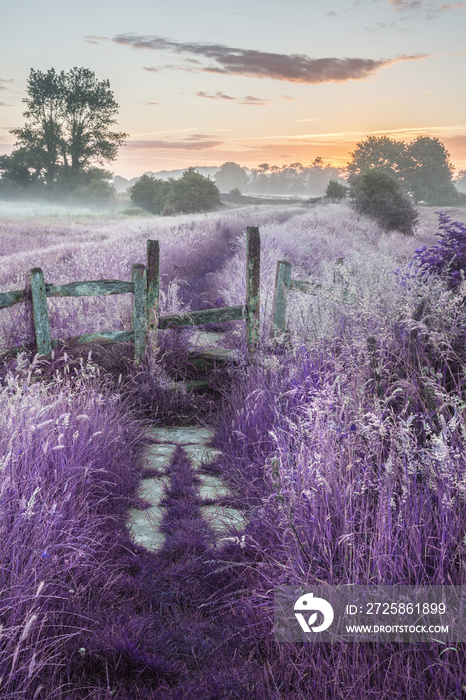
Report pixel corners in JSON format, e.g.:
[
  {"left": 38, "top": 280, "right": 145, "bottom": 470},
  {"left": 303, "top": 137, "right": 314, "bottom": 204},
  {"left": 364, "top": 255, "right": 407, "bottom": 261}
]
[
  {"left": 29, "top": 268, "right": 52, "bottom": 355},
  {"left": 271, "top": 260, "right": 292, "bottom": 338},
  {"left": 131, "top": 263, "right": 148, "bottom": 364},
  {"left": 245, "top": 226, "right": 260, "bottom": 353},
  {"left": 146, "top": 240, "right": 160, "bottom": 351},
  {"left": 333, "top": 256, "right": 349, "bottom": 302}
]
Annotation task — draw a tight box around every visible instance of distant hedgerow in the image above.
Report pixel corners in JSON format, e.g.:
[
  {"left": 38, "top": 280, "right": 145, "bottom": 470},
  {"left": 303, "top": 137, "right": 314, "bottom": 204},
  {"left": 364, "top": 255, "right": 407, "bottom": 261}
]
[{"left": 411, "top": 211, "right": 466, "bottom": 289}]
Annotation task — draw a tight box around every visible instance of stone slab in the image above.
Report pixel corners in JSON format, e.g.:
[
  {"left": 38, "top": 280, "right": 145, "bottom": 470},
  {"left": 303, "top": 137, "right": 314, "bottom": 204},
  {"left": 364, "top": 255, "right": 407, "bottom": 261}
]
[
  {"left": 146, "top": 426, "right": 214, "bottom": 445},
  {"left": 144, "top": 443, "right": 177, "bottom": 471},
  {"left": 126, "top": 506, "right": 165, "bottom": 550},
  {"left": 198, "top": 474, "right": 231, "bottom": 500},
  {"left": 137, "top": 476, "right": 169, "bottom": 503}
]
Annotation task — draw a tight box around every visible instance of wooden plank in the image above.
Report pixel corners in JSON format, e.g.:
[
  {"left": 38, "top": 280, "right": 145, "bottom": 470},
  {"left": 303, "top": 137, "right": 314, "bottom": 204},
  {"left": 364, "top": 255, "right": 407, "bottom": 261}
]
[
  {"left": 51, "top": 330, "right": 134, "bottom": 346},
  {"left": 245, "top": 226, "right": 260, "bottom": 353},
  {"left": 271, "top": 260, "right": 291, "bottom": 338},
  {"left": 45, "top": 279, "right": 134, "bottom": 297},
  {"left": 29, "top": 268, "right": 52, "bottom": 355},
  {"left": 132, "top": 263, "right": 148, "bottom": 364},
  {"left": 146, "top": 239, "right": 160, "bottom": 350},
  {"left": 0, "top": 289, "right": 25, "bottom": 309},
  {"left": 158, "top": 305, "right": 244, "bottom": 329},
  {"left": 188, "top": 347, "right": 239, "bottom": 361}
]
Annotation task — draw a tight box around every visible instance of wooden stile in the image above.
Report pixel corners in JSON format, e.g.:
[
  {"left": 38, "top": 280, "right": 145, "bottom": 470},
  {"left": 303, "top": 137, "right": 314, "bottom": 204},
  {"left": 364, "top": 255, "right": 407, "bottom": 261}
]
[
  {"left": 131, "top": 264, "right": 148, "bottom": 364},
  {"left": 245, "top": 226, "right": 260, "bottom": 353},
  {"left": 146, "top": 240, "right": 160, "bottom": 350},
  {"left": 271, "top": 260, "right": 292, "bottom": 338},
  {"left": 29, "top": 268, "right": 52, "bottom": 356},
  {"left": 3, "top": 230, "right": 261, "bottom": 362}
]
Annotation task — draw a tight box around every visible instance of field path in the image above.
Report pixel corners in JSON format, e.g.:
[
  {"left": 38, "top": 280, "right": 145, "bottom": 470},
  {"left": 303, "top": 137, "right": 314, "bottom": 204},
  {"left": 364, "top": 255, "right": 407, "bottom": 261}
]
[{"left": 127, "top": 424, "right": 248, "bottom": 551}]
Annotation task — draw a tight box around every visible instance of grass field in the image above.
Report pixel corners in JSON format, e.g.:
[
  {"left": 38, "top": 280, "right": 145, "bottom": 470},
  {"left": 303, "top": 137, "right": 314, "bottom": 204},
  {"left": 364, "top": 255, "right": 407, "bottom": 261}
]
[{"left": 1, "top": 200, "right": 466, "bottom": 698}]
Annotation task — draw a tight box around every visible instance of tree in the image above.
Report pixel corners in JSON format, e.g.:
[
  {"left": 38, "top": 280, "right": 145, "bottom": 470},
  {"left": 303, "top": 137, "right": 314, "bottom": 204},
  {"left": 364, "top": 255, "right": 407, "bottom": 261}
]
[
  {"left": 325, "top": 179, "right": 347, "bottom": 200},
  {"left": 405, "top": 136, "right": 456, "bottom": 204},
  {"left": 347, "top": 136, "right": 409, "bottom": 181},
  {"left": 169, "top": 168, "right": 221, "bottom": 213},
  {"left": 346, "top": 134, "right": 457, "bottom": 205},
  {"left": 349, "top": 169, "right": 418, "bottom": 235},
  {"left": 6, "top": 67, "right": 127, "bottom": 191},
  {"left": 129, "top": 174, "right": 171, "bottom": 214},
  {"left": 214, "top": 162, "right": 249, "bottom": 193}
]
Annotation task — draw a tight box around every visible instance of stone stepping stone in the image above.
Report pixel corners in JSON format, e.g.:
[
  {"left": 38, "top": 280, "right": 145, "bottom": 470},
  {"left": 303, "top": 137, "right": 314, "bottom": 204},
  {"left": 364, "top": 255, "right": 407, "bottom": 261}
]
[
  {"left": 137, "top": 476, "right": 169, "bottom": 502},
  {"left": 183, "top": 444, "right": 222, "bottom": 468},
  {"left": 201, "top": 505, "right": 247, "bottom": 535},
  {"left": 198, "top": 474, "right": 231, "bottom": 500},
  {"left": 144, "top": 443, "right": 177, "bottom": 471},
  {"left": 146, "top": 426, "right": 214, "bottom": 445},
  {"left": 126, "top": 505, "right": 165, "bottom": 550}
]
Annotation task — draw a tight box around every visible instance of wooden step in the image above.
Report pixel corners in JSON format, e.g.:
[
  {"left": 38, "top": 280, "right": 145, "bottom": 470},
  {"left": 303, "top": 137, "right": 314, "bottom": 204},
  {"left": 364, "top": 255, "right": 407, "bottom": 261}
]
[{"left": 188, "top": 347, "right": 239, "bottom": 362}]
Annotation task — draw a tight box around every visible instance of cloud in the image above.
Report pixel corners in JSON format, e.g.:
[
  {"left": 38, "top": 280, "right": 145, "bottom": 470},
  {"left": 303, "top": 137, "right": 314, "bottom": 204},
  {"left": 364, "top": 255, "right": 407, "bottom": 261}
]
[
  {"left": 196, "top": 91, "right": 235, "bottom": 100},
  {"left": 381, "top": 0, "right": 466, "bottom": 13},
  {"left": 239, "top": 95, "right": 269, "bottom": 105},
  {"left": 144, "top": 101, "right": 159, "bottom": 105},
  {"left": 196, "top": 90, "right": 269, "bottom": 105},
  {"left": 183, "top": 133, "right": 215, "bottom": 140},
  {"left": 0, "top": 79, "right": 14, "bottom": 91},
  {"left": 112, "top": 34, "right": 427, "bottom": 84},
  {"left": 125, "top": 139, "right": 222, "bottom": 150}
]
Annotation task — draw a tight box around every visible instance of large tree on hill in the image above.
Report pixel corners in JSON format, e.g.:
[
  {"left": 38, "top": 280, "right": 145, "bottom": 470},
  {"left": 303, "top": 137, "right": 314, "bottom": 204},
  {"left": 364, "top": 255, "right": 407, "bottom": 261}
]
[
  {"left": 405, "top": 136, "right": 456, "bottom": 204},
  {"left": 347, "top": 136, "right": 409, "bottom": 181},
  {"left": 4, "top": 67, "right": 127, "bottom": 189},
  {"left": 214, "top": 162, "right": 249, "bottom": 193},
  {"left": 346, "top": 135, "right": 457, "bottom": 204}
]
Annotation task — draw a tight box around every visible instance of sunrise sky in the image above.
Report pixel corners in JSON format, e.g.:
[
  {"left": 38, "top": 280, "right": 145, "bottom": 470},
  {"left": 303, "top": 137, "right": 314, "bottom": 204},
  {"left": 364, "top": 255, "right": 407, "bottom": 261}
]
[{"left": 2, "top": 0, "right": 466, "bottom": 179}]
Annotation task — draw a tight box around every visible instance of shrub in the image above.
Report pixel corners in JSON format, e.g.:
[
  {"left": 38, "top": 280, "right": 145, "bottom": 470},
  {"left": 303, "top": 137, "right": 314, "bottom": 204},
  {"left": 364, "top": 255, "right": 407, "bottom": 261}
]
[
  {"left": 411, "top": 211, "right": 466, "bottom": 289},
  {"left": 168, "top": 168, "right": 221, "bottom": 214},
  {"left": 349, "top": 169, "right": 418, "bottom": 235},
  {"left": 129, "top": 174, "right": 171, "bottom": 214},
  {"left": 325, "top": 179, "right": 347, "bottom": 200}
]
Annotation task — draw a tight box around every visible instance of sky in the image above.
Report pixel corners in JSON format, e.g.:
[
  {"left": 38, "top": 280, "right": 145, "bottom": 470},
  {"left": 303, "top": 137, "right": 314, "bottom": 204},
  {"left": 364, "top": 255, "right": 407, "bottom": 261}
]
[{"left": 1, "top": 0, "right": 466, "bottom": 179}]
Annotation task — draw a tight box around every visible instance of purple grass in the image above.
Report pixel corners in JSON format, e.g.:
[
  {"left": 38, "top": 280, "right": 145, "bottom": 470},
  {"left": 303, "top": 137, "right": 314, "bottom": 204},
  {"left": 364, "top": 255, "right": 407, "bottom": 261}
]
[{"left": 2, "top": 203, "right": 466, "bottom": 698}]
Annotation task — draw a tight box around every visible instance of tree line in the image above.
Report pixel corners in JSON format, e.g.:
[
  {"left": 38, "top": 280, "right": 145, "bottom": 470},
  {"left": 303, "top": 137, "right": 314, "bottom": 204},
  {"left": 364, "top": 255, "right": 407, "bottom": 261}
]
[{"left": 1, "top": 66, "right": 464, "bottom": 214}]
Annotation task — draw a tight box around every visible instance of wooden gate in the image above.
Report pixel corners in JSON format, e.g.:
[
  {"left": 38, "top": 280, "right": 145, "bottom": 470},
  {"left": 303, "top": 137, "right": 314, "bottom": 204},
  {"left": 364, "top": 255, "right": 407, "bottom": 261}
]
[{"left": 0, "top": 227, "right": 260, "bottom": 363}]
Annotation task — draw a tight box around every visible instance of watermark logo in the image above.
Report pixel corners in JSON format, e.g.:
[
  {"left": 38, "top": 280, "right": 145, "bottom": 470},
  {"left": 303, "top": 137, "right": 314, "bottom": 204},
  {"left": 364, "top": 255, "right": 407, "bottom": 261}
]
[{"left": 294, "top": 592, "right": 334, "bottom": 633}]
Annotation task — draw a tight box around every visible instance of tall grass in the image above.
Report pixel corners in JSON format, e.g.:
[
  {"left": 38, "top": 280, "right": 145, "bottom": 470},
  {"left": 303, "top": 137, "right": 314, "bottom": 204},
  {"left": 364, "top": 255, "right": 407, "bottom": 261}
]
[{"left": 2, "top": 202, "right": 465, "bottom": 698}]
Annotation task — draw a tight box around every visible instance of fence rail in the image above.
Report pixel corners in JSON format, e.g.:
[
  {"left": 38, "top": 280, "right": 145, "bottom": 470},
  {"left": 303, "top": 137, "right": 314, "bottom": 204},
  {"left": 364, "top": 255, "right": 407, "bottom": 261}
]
[
  {"left": 0, "top": 228, "right": 261, "bottom": 363},
  {"left": 271, "top": 259, "right": 357, "bottom": 338}
]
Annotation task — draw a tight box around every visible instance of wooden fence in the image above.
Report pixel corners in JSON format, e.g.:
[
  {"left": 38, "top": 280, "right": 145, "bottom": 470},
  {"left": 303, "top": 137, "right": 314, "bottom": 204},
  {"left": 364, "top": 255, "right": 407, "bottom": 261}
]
[
  {"left": 271, "top": 258, "right": 357, "bottom": 338},
  {"left": 0, "top": 227, "right": 261, "bottom": 363}
]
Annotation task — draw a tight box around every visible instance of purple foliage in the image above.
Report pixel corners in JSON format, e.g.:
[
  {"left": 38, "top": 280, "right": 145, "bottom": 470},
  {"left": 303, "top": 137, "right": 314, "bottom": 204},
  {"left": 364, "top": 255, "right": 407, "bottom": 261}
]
[
  {"left": 3, "top": 204, "right": 466, "bottom": 698},
  {"left": 412, "top": 211, "right": 466, "bottom": 289}
]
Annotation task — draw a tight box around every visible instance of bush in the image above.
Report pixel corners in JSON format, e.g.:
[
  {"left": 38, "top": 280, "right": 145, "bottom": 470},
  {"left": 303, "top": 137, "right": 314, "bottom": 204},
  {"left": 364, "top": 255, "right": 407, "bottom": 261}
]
[
  {"left": 129, "top": 174, "right": 171, "bottom": 214},
  {"left": 325, "top": 179, "right": 347, "bottom": 200},
  {"left": 348, "top": 169, "right": 418, "bottom": 235},
  {"left": 169, "top": 168, "right": 221, "bottom": 214},
  {"left": 411, "top": 211, "right": 466, "bottom": 289}
]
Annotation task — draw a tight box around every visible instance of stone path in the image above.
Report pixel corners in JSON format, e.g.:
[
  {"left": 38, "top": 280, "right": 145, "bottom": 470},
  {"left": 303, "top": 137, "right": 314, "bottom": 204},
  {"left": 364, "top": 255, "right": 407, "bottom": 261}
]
[{"left": 126, "top": 425, "right": 247, "bottom": 551}]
